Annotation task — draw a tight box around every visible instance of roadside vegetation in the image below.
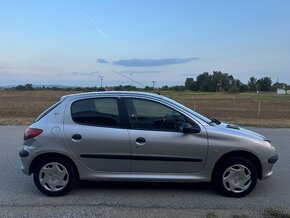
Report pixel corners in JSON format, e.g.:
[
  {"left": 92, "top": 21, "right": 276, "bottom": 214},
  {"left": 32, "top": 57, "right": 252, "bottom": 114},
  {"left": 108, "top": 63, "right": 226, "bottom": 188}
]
[
  {"left": 265, "top": 208, "right": 290, "bottom": 218},
  {"left": 203, "top": 208, "right": 290, "bottom": 218},
  {"left": 6, "top": 71, "right": 289, "bottom": 93}
]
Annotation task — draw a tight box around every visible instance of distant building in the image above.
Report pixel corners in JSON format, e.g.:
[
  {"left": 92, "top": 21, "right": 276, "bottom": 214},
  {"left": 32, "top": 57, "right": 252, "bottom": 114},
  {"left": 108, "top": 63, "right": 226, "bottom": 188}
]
[
  {"left": 277, "top": 88, "right": 286, "bottom": 95},
  {"left": 287, "top": 90, "right": 290, "bottom": 94}
]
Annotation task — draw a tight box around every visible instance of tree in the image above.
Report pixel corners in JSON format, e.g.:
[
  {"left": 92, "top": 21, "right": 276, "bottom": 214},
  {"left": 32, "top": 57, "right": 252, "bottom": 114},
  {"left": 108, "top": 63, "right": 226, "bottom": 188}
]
[
  {"left": 144, "top": 86, "right": 153, "bottom": 91},
  {"left": 248, "top": 77, "right": 257, "bottom": 92},
  {"left": 194, "top": 71, "right": 237, "bottom": 92},
  {"left": 170, "top": 85, "right": 185, "bottom": 91},
  {"left": 15, "top": 85, "right": 25, "bottom": 90},
  {"left": 196, "top": 72, "right": 212, "bottom": 92},
  {"left": 228, "top": 84, "right": 240, "bottom": 93},
  {"left": 161, "top": 85, "right": 169, "bottom": 90},
  {"left": 272, "top": 82, "right": 287, "bottom": 91},
  {"left": 185, "top": 78, "right": 196, "bottom": 91},
  {"left": 257, "top": 77, "right": 272, "bottom": 91},
  {"left": 97, "top": 87, "right": 106, "bottom": 91},
  {"left": 15, "top": 83, "right": 34, "bottom": 90},
  {"left": 113, "top": 85, "right": 124, "bottom": 91},
  {"left": 24, "top": 83, "right": 34, "bottom": 90},
  {"left": 233, "top": 79, "right": 248, "bottom": 92},
  {"left": 212, "top": 71, "right": 224, "bottom": 92}
]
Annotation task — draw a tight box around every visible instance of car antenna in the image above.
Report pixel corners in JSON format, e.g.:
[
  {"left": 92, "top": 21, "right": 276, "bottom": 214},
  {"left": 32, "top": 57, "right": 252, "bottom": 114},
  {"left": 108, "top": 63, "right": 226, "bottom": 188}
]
[{"left": 114, "top": 71, "right": 160, "bottom": 95}]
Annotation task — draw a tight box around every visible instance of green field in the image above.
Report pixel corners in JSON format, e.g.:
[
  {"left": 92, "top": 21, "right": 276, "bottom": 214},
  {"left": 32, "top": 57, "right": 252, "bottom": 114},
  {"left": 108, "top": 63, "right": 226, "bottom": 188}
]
[{"left": 1, "top": 90, "right": 290, "bottom": 127}]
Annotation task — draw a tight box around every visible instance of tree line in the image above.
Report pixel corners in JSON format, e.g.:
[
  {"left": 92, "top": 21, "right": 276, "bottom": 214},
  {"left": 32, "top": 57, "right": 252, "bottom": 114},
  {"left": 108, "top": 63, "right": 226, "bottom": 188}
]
[
  {"left": 7, "top": 71, "right": 289, "bottom": 93},
  {"left": 182, "top": 71, "right": 278, "bottom": 93}
]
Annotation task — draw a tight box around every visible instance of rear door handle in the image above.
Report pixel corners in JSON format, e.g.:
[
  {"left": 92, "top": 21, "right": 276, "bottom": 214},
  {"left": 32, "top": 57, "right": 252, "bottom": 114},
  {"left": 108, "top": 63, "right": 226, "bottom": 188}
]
[
  {"left": 136, "top": 137, "right": 146, "bottom": 145},
  {"left": 72, "top": 134, "right": 82, "bottom": 141}
]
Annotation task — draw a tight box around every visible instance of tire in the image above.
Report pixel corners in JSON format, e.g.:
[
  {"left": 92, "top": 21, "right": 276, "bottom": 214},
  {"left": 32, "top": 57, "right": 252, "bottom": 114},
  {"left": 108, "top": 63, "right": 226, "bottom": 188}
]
[
  {"left": 33, "top": 157, "right": 75, "bottom": 196},
  {"left": 214, "top": 157, "right": 257, "bottom": 197}
]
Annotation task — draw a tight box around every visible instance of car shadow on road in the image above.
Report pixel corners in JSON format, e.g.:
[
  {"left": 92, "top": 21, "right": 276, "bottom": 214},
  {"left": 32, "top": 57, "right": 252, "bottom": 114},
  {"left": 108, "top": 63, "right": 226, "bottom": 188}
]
[{"left": 77, "top": 180, "right": 217, "bottom": 195}]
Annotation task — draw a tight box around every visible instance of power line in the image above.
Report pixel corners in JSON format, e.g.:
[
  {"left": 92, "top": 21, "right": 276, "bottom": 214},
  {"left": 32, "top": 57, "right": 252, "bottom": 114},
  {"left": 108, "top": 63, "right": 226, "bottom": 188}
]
[
  {"left": 113, "top": 71, "right": 160, "bottom": 95},
  {"left": 113, "top": 71, "right": 146, "bottom": 88}
]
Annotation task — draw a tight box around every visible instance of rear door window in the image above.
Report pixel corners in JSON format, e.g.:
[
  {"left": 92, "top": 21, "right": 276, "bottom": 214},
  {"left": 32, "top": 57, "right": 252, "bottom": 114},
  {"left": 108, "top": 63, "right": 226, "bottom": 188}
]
[{"left": 71, "top": 98, "right": 120, "bottom": 127}]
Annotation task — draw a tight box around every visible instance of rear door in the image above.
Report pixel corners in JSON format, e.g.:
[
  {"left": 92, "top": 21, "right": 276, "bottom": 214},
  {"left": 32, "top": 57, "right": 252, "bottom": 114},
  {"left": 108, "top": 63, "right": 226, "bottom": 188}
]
[
  {"left": 125, "top": 98, "right": 208, "bottom": 174},
  {"left": 64, "top": 97, "right": 131, "bottom": 172}
]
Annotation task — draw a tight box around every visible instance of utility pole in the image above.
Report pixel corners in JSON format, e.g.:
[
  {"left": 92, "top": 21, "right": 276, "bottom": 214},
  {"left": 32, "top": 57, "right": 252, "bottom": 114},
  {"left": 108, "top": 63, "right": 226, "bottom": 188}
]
[
  {"left": 152, "top": 81, "right": 155, "bottom": 89},
  {"left": 98, "top": 75, "right": 104, "bottom": 87}
]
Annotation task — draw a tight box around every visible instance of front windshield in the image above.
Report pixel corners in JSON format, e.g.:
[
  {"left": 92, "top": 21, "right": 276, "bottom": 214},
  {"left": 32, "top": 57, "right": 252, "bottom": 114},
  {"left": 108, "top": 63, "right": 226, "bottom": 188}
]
[{"left": 161, "top": 96, "right": 212, "bottom": 124}]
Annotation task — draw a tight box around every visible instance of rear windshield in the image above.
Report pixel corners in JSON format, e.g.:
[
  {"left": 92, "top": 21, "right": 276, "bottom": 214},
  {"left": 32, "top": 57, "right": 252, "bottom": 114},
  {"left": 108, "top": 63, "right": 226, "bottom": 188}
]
[{"left": 34, "top": 101, "right": 62, "bottom": 123}]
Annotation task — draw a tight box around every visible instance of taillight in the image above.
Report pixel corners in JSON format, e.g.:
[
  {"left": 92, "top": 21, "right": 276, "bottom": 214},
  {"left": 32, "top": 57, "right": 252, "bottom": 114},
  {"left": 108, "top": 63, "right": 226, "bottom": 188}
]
[{"left": 24, "top": 128, "right": 43, "bottom": 140}]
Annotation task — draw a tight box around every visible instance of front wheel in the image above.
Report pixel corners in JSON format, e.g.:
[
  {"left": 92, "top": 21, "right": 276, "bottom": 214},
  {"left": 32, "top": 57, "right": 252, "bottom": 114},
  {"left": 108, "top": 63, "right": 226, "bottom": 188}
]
[
  {"left": 33, "top": 157, "right": 75, "bottom": 196},
  {"left": 214, "top": 157, "right": 257, "bottom": 197}
]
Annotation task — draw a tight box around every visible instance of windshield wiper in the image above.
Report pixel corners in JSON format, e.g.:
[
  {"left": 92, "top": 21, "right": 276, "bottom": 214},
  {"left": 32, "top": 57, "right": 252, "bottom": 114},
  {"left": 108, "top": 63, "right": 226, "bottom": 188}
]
[{"left": 207, "top": 116, "right": 221, "bottom": 125}]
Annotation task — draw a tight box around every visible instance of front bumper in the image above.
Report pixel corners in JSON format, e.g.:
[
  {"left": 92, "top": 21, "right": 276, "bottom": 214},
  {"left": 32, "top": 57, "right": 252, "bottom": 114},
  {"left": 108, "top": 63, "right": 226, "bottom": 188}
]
[
  {"left": 268, "top": 154, "right": 278, "bottom": 164},
  {"left": 261, "top": 153, "right": 278, "bottom": 180}
]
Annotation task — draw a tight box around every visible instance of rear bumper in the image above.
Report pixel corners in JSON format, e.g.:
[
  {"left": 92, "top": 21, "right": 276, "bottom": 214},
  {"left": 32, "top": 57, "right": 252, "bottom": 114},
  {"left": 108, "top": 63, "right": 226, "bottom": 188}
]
[
  {"left": 19, "top": 147, "right": 32, "bottom": 175},
  {"left": 19, "top": 149, "right": 29, "bottom": 157}
]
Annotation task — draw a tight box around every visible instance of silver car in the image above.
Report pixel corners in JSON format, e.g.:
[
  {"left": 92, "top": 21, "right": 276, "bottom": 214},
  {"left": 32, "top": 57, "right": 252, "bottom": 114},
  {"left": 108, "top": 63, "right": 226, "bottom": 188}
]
[{"left": 19, "top": 91, "right": 278, "bottom": 197}]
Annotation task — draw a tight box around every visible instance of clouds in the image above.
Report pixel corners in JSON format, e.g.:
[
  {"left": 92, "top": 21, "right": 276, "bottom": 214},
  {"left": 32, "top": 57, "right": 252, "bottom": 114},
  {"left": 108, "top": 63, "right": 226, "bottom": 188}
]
[
  {"left": 96, "top": 57, "right": 198, "bottom": 67},
  {"left": 72, "top": 72, "right": 99, "bottom": 77},
  {"left": 182, "top": 73, "right": 200, "bottom": 77},
  {"left": 58, "top": 72, "right": 99, "bottom": 77},
  {"left": 96, "top": 59, "right": 109, "bottom": 64},
  {"left": 116, "top": 70, "right": 159, "bottom": 75}
]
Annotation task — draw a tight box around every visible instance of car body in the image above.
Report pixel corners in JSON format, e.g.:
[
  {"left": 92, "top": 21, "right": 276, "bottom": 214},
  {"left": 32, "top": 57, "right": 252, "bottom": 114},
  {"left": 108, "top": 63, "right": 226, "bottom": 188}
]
[{"left": 19, "top": 91, "right": 278, "bottom": 197}]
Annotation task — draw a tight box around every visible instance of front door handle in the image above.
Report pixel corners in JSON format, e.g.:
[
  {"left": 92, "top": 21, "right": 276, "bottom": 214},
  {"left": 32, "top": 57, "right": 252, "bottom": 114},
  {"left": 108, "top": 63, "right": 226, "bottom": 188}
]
[
  {"left": 136, "top": 137, "right": 146, "bottom": 145},
  {"left": 72, "top": 134, "right": 82, "bottom": 141}
]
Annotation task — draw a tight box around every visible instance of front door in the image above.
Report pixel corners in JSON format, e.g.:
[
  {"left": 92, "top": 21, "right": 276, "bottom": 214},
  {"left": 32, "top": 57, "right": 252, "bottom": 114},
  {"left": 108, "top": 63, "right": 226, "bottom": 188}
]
[{"left": 125, "top": 98, "right": 208, "bottom": 174}]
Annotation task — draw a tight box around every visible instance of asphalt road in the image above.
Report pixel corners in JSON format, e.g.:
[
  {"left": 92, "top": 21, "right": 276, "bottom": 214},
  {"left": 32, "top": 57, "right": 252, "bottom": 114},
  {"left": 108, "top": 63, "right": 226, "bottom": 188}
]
[{"left": 0, "top": 126, "right": 289, "bottom": 217}]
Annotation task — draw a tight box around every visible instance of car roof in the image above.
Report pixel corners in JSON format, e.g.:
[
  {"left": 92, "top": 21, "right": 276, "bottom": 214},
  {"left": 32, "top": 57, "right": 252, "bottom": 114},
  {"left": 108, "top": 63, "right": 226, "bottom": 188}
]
[{"left": 61, "top": 91, "right": 162, "bottom": 101}]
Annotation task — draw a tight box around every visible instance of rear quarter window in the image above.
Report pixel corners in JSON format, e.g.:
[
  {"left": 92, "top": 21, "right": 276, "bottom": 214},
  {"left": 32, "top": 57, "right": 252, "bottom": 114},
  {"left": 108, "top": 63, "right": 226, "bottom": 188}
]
[{"left": 35, "top": 101, "right": 62, "bottom": 122}]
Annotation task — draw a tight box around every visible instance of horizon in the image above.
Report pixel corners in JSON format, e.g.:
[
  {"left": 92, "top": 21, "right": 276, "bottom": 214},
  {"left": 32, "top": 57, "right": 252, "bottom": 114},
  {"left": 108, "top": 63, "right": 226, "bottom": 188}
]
[{"left": 1, "top": 1, "right": 290, "bottom": 87}]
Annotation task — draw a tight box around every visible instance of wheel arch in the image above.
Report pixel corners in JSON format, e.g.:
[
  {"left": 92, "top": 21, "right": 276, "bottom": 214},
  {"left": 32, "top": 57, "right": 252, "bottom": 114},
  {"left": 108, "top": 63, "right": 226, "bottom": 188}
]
[
  {"left": 212, "top": 150, "right": 262, "bottom": 180},
  {"left": 29, "top": 153, "right": 80, "bottom": 180}
]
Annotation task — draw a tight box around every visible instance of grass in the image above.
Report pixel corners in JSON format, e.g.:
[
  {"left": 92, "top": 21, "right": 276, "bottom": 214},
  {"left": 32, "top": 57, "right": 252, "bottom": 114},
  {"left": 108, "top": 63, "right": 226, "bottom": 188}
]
[
  {"left": 206, "top": 212, "right": 218, "bottom": 218},
  {"left": 0, "top": 90, "right": 76, "bottom": 125},
  {"left": 1, "top": 90, "right": 290, "bottom": 127},
  {"left": 161, "top": 91, "right": 290, "bottom": 128},
  {"left": 265, "top": 208, "right": 290, "bottom": 218},
  {"left": 232, "top": 215, "right": 249, "bottom": 218}
]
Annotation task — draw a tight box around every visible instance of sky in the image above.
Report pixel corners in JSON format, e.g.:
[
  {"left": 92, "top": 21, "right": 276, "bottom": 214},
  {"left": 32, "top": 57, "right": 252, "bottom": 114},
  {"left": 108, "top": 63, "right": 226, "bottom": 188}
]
[{"left": 0, "top": 0, "right": 290, "bottom": 87}]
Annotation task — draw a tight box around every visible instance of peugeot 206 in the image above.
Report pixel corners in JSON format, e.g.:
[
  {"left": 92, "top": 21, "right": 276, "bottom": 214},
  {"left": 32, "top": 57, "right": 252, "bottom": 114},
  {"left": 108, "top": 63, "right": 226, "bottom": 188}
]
[{"left": 19, "top": 91, "right": 278, "bottom": 197}]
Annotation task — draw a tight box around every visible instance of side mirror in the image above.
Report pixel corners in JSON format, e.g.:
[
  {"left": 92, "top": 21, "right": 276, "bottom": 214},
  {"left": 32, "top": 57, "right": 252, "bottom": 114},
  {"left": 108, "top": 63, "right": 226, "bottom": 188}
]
[{"left": 182, "top": 123, "right": 200, "bottom": 134}]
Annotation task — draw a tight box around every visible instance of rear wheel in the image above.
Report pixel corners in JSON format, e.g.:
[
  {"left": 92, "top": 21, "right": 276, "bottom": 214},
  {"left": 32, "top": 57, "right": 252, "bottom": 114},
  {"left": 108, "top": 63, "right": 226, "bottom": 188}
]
[
  {"left": 33, "top": 157, "right": 75, "bottom": 196},
  {"left": 214, "top": 157, "right": 257, "bottom": 197}
]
